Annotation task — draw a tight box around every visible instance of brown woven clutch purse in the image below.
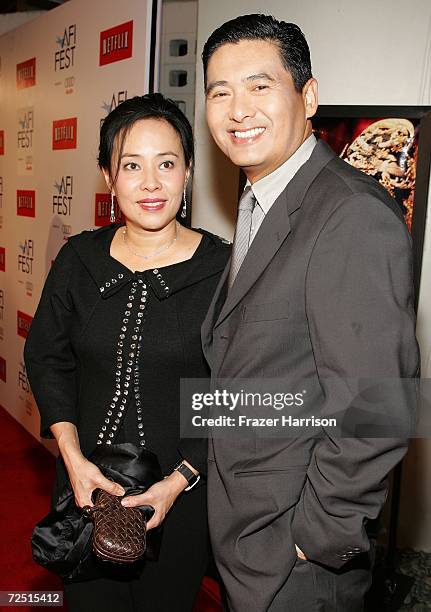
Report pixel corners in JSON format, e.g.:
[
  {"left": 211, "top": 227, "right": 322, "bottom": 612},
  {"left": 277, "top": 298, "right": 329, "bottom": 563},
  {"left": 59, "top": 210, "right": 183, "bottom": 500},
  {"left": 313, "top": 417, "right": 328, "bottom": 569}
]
[{"left": 83, "top": 490, "right": 147, "bottom": 564}]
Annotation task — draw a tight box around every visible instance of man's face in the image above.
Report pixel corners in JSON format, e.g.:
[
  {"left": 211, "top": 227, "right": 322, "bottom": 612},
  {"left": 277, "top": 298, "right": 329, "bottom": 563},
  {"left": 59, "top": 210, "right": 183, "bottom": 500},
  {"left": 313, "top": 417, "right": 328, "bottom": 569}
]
[{"left": 205, "top": 39, "right": 317, "bottom": 183}]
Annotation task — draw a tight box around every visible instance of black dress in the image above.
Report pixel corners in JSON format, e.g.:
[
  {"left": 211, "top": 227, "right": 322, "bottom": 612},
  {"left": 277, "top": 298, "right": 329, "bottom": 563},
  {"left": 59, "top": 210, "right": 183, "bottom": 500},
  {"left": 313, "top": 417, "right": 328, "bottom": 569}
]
[{"left": 24, "top": 224, "right": 230, "bottom": 612}]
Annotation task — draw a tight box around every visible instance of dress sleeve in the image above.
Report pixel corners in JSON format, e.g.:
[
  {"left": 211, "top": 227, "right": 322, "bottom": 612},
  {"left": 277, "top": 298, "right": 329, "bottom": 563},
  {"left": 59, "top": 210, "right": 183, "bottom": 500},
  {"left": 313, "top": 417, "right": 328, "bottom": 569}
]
[
  {"left": 177, "top": 438, "right": 208, "bottom": 476},
  {"left": 291, "top": 194, "right": 419, "bottom": 568},
  {"left": 24, "top": 241, "right": 79, "bottom": 438}
]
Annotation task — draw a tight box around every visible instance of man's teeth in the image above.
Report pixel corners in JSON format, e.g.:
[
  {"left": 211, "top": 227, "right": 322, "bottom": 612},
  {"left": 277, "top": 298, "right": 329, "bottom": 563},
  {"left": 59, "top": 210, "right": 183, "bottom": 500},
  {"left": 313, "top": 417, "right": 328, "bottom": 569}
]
[{"left": 234, "top": 127, "right": 265, "bottom": 139}]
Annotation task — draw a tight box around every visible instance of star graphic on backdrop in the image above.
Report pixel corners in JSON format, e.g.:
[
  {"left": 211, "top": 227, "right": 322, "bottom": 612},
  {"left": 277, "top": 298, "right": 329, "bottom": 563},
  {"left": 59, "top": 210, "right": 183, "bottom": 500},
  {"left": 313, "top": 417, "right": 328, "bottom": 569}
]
[
  {"left": 53, "top": 181, "right": 61, "bottom": 193},
  {"left": 18, "top": 118, "right": 26, "bottom": 129},
  {"left": 19, "top": 243, "right": 26, "bottom": 253},
  {"left": 101, "top": 101, "right": 112, "bottom": 114},
  {"left": 56, "top": 35, "right": 65, "bottom": 48}
]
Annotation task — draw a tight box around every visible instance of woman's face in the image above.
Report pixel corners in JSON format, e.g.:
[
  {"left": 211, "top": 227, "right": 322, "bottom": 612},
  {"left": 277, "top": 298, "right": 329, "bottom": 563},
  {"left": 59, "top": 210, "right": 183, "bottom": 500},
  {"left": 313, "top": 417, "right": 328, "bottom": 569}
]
[{"left": 107, "top": 118, "right": 188, "bottom": 231}]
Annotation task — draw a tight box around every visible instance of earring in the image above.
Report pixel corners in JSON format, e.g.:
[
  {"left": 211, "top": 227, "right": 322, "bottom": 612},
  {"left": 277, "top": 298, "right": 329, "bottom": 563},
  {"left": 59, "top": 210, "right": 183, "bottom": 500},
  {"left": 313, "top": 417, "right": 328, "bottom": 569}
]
[
  {"left": 181, "top": 187, "right": 187, "bottom": 219},
  {"left": 110, "top": 192, "right": 116, "bottom": 223}
]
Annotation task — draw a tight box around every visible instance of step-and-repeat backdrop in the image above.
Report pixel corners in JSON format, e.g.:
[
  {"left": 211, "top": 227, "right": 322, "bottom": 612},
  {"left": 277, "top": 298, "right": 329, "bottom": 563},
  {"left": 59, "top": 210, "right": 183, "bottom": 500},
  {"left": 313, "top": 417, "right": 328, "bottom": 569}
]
[{"left": 0, "top": 0, "right": 158, "bottom": 445}]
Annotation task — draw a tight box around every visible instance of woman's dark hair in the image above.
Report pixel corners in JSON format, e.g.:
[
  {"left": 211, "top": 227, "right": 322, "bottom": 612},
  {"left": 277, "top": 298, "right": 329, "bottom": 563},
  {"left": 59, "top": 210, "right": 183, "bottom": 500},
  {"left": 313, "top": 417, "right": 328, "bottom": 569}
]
[
  {"left": 202, "top": 14, "right": 312, "bottom": 93},
  {"left": 98, "top": 93, "right": 194, "bottom": 185}
]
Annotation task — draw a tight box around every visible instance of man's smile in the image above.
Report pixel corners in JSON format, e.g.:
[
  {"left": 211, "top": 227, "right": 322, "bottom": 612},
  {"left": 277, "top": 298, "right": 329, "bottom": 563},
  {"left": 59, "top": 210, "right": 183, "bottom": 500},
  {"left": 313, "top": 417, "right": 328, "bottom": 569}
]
[{"left": 229, "top": 127, "right": 266, "bottom": 144}]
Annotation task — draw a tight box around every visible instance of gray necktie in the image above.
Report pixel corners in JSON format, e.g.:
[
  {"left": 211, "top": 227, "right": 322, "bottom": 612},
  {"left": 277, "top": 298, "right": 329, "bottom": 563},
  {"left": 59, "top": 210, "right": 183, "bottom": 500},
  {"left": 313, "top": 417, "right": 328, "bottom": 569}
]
[{"left": 228, "top": 186, "right": 256, "bottom": 288}]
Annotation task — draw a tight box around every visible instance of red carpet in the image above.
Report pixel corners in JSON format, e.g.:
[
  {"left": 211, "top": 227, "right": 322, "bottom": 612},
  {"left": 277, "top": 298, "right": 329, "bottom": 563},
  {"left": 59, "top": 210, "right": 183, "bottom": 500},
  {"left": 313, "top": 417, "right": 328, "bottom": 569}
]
[{"left": 0, "top": 406, "right": 222, "bottom": 611}]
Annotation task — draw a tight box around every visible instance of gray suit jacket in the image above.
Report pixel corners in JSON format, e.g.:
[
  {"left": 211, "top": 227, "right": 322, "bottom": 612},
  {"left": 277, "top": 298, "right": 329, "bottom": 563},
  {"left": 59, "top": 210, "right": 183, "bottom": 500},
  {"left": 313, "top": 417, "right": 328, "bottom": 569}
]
[{"left": 201, "top": 140, "right": 419, "bottom": 611}]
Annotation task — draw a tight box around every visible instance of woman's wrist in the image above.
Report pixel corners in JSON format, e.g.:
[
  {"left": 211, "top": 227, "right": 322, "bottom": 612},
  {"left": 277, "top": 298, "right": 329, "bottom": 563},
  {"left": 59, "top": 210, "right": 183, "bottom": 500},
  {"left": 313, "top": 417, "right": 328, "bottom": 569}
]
[
  {"left": 57, "top": 434, "right": 84, "bottom": 462},
  {"left": 164, "top": 470, "right": 190, "bottom": 494},
  {"left": 51, "top": 423, "right": 85, "bottom": 468}
]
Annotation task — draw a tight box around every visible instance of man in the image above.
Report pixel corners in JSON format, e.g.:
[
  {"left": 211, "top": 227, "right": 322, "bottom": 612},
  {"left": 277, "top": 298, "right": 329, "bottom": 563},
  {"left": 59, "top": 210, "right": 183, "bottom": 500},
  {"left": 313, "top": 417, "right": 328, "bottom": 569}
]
[{"left": 200, "top": 14, "right": 419, "bottom": 612}]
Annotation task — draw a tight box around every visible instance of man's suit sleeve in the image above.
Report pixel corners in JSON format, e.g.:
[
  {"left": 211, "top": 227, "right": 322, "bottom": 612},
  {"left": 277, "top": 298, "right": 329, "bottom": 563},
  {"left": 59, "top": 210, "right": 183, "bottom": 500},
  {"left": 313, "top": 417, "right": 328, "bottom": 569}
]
[
  {"left": 24, "top": 241, "right": 79, "bottom": 438},
  {"left": 291, "top": 193, "right": 419, "bottom": 568}
]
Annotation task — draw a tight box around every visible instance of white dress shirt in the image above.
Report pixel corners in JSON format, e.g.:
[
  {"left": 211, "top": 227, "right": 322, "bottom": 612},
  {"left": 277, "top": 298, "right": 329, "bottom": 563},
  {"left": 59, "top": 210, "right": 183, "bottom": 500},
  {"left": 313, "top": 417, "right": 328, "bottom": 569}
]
[{"left": 247, "top": 134, "right": 317, "bottom": 245}]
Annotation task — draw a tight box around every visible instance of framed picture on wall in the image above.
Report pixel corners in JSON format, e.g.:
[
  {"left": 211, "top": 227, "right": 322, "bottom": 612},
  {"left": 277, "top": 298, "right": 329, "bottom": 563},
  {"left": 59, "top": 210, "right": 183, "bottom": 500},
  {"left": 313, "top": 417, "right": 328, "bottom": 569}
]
[{"left": 313, "top": 106, "right": 431, "bottom": 305}]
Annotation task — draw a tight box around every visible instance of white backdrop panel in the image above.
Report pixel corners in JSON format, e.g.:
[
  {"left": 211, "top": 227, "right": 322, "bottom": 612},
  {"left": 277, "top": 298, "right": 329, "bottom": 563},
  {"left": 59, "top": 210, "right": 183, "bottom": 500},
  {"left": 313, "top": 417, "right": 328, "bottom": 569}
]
[{"left": 0, "top": 0, "right": 158, "bottom": 445}]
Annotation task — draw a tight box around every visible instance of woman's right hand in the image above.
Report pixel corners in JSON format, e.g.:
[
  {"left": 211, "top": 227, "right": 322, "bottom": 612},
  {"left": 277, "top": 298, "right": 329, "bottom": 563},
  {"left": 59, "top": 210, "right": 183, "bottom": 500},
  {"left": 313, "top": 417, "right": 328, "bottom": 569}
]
[
  {"left": 66, "top": 454, "right": 125, "bottom": 508},
  {"left": 50, "top": 421, "right": 125, "bottom": 507}
]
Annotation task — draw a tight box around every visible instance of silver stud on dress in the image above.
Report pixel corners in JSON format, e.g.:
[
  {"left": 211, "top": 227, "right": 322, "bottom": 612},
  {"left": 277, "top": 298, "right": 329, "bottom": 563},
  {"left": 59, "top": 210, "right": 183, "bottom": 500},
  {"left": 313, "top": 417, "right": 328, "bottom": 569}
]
[{"left": 95, "top": 279, "right": 148, "bottom": 447}]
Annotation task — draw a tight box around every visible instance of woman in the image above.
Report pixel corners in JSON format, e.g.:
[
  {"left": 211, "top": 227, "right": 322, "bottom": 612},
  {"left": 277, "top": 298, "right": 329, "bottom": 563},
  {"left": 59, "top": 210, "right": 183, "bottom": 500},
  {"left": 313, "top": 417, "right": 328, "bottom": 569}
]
[{"left": 25, "top": 94, "right": 230, "bottom": 611}]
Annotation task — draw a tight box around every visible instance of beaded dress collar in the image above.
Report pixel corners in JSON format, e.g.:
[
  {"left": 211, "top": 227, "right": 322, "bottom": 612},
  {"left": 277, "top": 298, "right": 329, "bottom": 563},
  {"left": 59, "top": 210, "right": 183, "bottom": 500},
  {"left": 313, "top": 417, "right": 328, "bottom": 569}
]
[{"left": 68, "top": 224, "right": 229, "bottom": 301}]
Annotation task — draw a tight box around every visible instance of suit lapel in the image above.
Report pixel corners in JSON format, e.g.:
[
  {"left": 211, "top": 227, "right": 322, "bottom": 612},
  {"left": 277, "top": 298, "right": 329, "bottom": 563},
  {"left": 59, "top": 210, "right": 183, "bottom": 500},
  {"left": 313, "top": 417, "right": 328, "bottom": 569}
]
[
  {"left": 213, "top": 139, "right": 336, "bottom": 328},
  {"left": 203, "top": 139, "right": 337, "bottom": 346}
]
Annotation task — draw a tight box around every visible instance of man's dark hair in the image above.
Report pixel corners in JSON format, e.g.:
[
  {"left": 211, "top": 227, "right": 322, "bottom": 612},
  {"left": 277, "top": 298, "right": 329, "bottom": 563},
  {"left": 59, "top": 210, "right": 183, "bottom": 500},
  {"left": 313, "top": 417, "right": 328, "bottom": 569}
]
[
  {"left": 202, "top": 14, "right": 312, "bottom": 92},
  {"left": 98, "top": 93, "right": 194, "bottom": 186}
]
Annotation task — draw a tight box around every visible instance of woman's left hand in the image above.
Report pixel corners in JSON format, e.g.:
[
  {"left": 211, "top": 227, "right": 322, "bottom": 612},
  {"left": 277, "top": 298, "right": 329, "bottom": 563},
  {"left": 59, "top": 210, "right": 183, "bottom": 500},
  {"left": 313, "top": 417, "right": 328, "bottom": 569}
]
[{"left": 121, "top": 471, "right": 187, "bottom": 530}]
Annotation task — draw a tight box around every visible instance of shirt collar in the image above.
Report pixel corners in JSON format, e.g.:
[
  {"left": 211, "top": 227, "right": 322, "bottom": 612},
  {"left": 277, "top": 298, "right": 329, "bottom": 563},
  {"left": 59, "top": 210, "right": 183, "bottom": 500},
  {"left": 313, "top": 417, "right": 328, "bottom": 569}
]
[{"left": 248, "top": 134, "right": 317, "bottom": 214}]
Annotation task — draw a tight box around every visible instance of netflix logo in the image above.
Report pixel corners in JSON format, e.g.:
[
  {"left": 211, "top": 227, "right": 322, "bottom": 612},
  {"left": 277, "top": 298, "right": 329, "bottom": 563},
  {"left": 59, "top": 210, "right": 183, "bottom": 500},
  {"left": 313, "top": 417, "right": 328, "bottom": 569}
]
[
  {"left": 17, "top": 58, "right": 36, "bottom": 89},
  {"left": 0, "top": 357, "right": 6, "bottom": 383},
  {"left": 0, "top": 131, "right": 4, "bottom": 155},
  {"left": 100, "top": 21, "right": 133, "bottom": 66},
  {"left": 52, "top": 117, "right": 77, "bottom": 150},
  {"left": 17, "top": 190, "right": 36, "bottom": 218},
  {"left": 17, "top": 310, "right": 33, "bottom": 339},
  {"left": 0, "top": 248, "right": 5, "bottom": 272},
  {"left": 94, "top": 193, "right": 121, "bottom": 226}
]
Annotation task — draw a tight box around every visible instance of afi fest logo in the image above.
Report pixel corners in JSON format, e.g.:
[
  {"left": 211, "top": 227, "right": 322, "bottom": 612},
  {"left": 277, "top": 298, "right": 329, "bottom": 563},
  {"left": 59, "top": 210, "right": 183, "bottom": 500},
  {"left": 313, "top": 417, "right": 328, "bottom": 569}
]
[
  {"left": 18, "top": 360, "right": 30, "bottom": 393},
  {"left": 55, "top": 24, "right": 76, "bottom": 71},
  {"left": 18, "top": 239, "right": 34, "bottom": 275},
  {"left": 0, "top": 247, "right": 5, "bottom": 272},
  {"left": 0, "top": 357, "right": 6, "bottom": 383},
  {"left": 18, "top": 360, "right": 33, "bottom": 416},
  {"left": 0, "top": 131, "right": 4, "bottom": 155},
  {"left": 17, "top": 190, "right": 35, "bottom": 218},
  {"left": 17, "top": 108, "right": 34, "bottom": 149},
  {"left": 101, "top": 90, "right": 128, "bottom": 126},
  {"left": 52, "top": 118, "right": 77, "bottom": 149},
  {"left": 17, "top": 310, "right": 33, "bottom": 339},
  {"left": 53, "top": 176, "right": 73, "bottom": 216},
  {"left": 17, "top": 108, "right": 34, "bottom": 173},
  {"left": 16, "top": 58, "right": 36, "bottom": 89},
  {"left": 100, "top": 21, "right": 133, "bottom": 66},
  {"left": 94, "top": 193, "right": 121, "bottom": 226}
]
